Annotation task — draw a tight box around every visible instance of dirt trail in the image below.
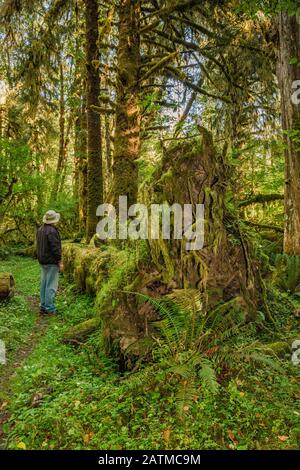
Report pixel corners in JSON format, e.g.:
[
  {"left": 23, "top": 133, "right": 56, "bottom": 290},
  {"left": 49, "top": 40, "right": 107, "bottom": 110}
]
[{"left": 0, "top": 295, "right": 49, "bottom": 450}]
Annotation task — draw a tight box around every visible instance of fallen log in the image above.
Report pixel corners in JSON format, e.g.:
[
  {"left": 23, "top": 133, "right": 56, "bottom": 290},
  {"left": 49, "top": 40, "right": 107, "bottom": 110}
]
[
  {"left": 243, "top": 220, "right": 284, "bottom": 233},
  {"left": 0, "top": 272, "right": 15, "bottom": 299},
  {"left": 239, "top": 193, "right": 284, "bottom": 207},
  {"left": 63, "top": 317, "right": 100, "bottom": 344}
]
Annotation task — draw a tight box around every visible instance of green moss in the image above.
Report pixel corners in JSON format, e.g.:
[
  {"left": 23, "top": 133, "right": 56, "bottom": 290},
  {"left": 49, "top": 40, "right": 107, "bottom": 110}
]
[
  {"left": 149, "top": 237, "right": 175, "bottom": 284},
  {"left": 63, "top": 317, "right": 100, "bottom": 343},
  {"left": 63, "top": 243, "right": 111, "bottom": 294},
  {"left": 95, "top": 247, "right": 139, "bottom": 313},
  {"left": 62, "top": 242, "right": 149, "bottom": 353}
]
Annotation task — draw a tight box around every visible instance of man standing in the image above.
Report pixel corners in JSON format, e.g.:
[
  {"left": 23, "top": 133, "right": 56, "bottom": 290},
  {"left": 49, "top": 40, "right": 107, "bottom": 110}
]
[{"left": 36, "top": 210, "right": 63, "bottom": 315}]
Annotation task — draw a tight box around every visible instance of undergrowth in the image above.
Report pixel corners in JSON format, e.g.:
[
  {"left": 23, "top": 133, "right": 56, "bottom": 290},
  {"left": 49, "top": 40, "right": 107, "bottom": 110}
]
[{"left": 1, "top": 257, "right": 300, "bottom": 450}]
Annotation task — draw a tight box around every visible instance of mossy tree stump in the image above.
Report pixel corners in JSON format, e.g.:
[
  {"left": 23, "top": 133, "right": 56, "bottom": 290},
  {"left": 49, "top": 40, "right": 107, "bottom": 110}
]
[
  {"left": 62, "top": 128, "right": 270, "bottom": 364},
  {"left": 143, "top": 126, "right": 265, "bottom": 320}
]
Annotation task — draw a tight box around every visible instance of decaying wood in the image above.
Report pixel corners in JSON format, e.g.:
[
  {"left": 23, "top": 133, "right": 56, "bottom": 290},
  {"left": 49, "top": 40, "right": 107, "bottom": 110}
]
[
  {"left": 239, "top": 193, "right": 284, "bottom": 207},
  {"left": 63, "top": 318, "right": 99, "bottom": 344},
  {"left": 63, "top": 127, "right": 270, "bottom": 360},
  {"left": 0, "top": 272, "right": 15, "bottom": 299}
]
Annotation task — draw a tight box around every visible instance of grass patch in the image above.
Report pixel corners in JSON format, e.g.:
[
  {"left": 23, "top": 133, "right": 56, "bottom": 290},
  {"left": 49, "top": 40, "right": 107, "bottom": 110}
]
[{"left": 0, "top": 257, "right": 40, "bottom": 360}]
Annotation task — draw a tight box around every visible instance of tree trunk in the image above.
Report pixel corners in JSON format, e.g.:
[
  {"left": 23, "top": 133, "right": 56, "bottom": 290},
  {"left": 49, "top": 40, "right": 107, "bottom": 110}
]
[
  {"left": 73, "top": 14, "right": 85, "bottom": 234},
  {"left": 277, "top": 12, "right": 300, "bottom": 255},
  {"left": 0, "top": 106, "right": 3, "bottom": 138},
  {"left": 79, "top": 99, "right": 88, "bottom": 235},
  {"left": 85, "top": 0, "right": 103, "bottom": 240},
  {"left": 58, "top": 111, "right": 73, "bottom": 195},
  {"left": 111, "top": 0, "right": 141, "bottom": 207},
  {"left": 51, "top": 61, "right": 65, "bottom": 204},
  {"left": 104, "top": 113, "right": 112, "bottom": 193},
  {"left": 74, "top": 106, "right": 81, "bottom": 223}
]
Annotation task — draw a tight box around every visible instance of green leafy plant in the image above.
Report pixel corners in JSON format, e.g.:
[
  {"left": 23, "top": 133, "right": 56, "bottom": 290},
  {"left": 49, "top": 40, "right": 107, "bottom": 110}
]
[
  {"left": 124, "top": 290, "right": 282, "bottom": 415},
  {"left": 273, "top": 253, "right": 300, "bottom": 293}
]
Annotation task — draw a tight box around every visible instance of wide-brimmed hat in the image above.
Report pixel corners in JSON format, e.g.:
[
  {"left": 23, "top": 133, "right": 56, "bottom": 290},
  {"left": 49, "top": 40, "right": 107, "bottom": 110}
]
[{"left": 43, "top": 210, "right": 60, "bottom": 224}]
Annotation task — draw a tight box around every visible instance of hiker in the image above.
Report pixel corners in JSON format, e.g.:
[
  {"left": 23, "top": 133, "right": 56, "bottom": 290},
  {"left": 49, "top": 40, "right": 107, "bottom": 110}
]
[{"left": 36, "top": 210, "right": 63, "bottom": 314}]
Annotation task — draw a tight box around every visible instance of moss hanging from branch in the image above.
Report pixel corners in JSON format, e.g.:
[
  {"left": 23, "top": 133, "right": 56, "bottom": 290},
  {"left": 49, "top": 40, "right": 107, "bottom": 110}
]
[{"left": 239, "top": 193, "right": 284, "bottom": 207}]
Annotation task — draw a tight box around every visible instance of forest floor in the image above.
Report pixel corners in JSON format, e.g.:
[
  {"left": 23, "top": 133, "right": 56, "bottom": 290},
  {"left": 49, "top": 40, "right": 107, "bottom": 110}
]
[{"left": 0, "top": 256, "right": 300, "bottom": 450}]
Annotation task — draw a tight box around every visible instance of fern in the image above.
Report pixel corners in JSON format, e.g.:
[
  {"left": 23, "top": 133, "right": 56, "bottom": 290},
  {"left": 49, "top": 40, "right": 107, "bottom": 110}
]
[
  {"left": 249, "top": 353, "right": 284, "bottom": 372},
  {"left": 273, "top": 253, "right": 300, "bottom": 293},
  {"left": 122, "top": 363, "right": 160, "bottom": 390},
  {"left": 135, "top": 293, "right": 185, "bottom": 352},
  {"left": 123, "top": 289, "right": 284, "bottom": 415},
  {"left": 199, "top": 359, "right": 219, "bottom": 395},
  {"left": 174, "top": 378, "right": 198, "bottom": 416}
]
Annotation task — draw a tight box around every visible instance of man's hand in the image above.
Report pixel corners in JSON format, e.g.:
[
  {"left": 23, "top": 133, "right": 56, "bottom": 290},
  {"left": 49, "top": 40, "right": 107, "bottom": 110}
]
[{"left": 58, "top": 261, "right": 64, "bottom": 272}]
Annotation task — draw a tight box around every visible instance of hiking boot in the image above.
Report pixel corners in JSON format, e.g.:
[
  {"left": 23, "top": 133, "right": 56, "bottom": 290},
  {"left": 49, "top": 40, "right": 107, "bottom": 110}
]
[{"left": 40, "top": 308, "right": 56, "bottom": 315}]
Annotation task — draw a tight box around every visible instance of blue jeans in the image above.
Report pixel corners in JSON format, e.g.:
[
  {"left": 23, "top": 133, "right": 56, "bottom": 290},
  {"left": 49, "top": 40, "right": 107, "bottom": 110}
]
[{"left": 40, "top": 264, "right": 59, "bottom": 313}]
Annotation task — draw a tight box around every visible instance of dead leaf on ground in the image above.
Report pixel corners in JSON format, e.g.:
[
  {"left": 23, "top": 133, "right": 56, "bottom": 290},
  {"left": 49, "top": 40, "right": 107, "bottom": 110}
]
[
  {"left": 163, "top": 429, "right": 171, "bottom": 443},
  {"left": 227, "top": 430, "right": 238, "bottom": 445},
  {"left": 83, "top": 432, "right": 94, "bottom": 445},
  {"left": 278, "top": 435, "right": 289, "bottom": 442}
]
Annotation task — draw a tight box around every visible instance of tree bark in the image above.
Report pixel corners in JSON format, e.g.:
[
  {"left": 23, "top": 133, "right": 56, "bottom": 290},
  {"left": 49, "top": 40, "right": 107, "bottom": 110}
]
[
  {"left": 111, "top": 0, "right": 141, "bottom": 208},
  {"left": 85, "top": 0, "right": 103, "bottom": 240},
  {"left": 105, "top": 114, "right": 112, "bottom": 173},
  {"left": 79, "top": 99, "right": 88, "bottom": 235},
  {"left": 58, "top": 111, "right": 73, "bottom": 195},
  {"left": 277, "top": 12, "right": 300, "bottom": 255},
  {"left": 0, "top": 106, "right": 3, "bottom": 138},
  {"left": 74, "top": 105, "right": 81, "bottom": 223},
  {"left": 51, "top": 61, "right": 65, "bottom": 204}
]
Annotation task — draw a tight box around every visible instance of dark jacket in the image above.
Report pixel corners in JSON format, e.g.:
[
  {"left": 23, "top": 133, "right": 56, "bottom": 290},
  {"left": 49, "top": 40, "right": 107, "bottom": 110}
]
[{"left": 36, "top": 224, "right": 62, "bottom": 265}]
